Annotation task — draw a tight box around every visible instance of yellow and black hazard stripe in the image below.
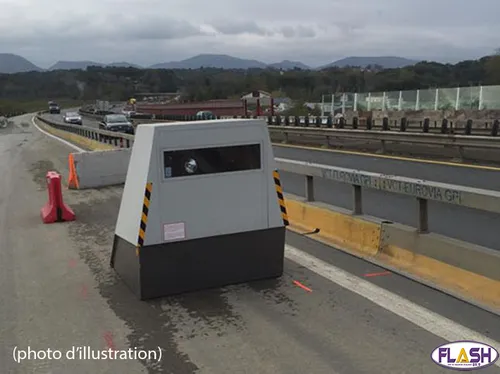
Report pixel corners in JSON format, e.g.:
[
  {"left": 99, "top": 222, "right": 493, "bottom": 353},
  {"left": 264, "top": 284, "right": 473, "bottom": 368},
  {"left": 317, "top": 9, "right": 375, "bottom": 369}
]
[
  {"left": 273, "top": 170, "right": 289, "bottom": 226},
  {"left": 136, "top": 182, "right": 152, "bottom": 255}
]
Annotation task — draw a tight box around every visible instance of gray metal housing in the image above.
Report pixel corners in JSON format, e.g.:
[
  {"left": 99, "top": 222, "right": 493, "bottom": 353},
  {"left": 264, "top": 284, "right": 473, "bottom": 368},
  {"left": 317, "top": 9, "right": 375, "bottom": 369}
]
[
  {"left": 115, "top": 119, "right": 283, "bottom": 246},
  {"left": 111, "top": 119, "right": 286, "bottom": 300}
]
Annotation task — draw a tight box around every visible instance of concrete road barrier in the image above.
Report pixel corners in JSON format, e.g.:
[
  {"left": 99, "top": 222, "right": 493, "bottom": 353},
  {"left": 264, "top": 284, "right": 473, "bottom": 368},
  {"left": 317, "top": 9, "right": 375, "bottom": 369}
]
[
  {"left": 69, "top": 148, "right": 131, "bottom": 189},
  {"left": 35, "top": 116, "right": 116, "bottom": 151},
  {"left": 285, "top": 196, "right": 500, "bottom": 316}
]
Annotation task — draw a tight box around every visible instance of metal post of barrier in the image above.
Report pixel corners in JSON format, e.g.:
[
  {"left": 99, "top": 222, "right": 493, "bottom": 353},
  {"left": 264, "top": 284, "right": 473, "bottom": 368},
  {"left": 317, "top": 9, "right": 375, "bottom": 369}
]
[
  {"left": 327, "top": 115, "right": 333, "bottom": 128},
  {"left": 352, "top": 185, "right": 362, "bottom": 215},
  {"left": 465, "top": 119, "right": 472, "bottom": 135},
  {"left": 441, "top": 119, "right": 448, "bottom": 134},
  {"left": 382, "top": 117, "right": 389, "bottom": 131},
  {"left": 305, "top": 176, "right": 314, "bottom": 202},
  {"left": 423, "top": 118, "right": 430, "bottom": 133},
  {"left": 417, "top": 198, "right": 428, "bottom": 233},
  {"left": 400, "top": 117, "right": 407, "bottom": 132},
  {"left": 352, "top": 117, "right": 358, "bottom": 129},
  {"left": 492, "top": 120, "right": 499, "bottom": 136}
]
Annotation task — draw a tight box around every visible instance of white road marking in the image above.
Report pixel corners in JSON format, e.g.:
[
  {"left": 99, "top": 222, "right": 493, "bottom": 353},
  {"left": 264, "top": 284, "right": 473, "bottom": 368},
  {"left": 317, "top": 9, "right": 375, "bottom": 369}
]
[
  {"left": 31, "top": 116, "right": 85, "bottom": 153},
  {"left": 285, "top": 244, "right": 500, "bottom": 368}
]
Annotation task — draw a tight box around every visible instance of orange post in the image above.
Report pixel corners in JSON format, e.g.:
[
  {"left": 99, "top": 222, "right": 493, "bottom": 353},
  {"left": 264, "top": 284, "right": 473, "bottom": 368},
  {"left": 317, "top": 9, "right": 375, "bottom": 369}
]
[{"left": 67, "top": 153, "right": 79, "bottom": 189}]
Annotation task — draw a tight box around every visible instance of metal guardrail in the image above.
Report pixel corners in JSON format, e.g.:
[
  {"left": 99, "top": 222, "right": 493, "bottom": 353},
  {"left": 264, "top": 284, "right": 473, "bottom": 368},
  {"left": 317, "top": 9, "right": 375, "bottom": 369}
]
[
  {"left": 276, "top": 158, "right": 500, "bottom": 233},
  {"left": 41, "top": 109, "right": 500, "bottom": 154},
  {"left": 239, "top": 115, "right": 500, "bottom": 136},
  {"left": 36, "top": 112, "right": 135, "bottom": 148},
  {"left": 269, "top": 126, "right": 500, "bottom": 151},
  {"left": 81, "top": 103, "right": 500, "bottom": 136}
]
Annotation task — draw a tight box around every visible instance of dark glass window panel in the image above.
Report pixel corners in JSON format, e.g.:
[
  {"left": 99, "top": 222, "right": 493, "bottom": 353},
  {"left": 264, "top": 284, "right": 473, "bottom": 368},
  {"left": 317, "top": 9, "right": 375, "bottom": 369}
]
[{"left": 163, "top": 144, "right": 261, "bottom": 178}]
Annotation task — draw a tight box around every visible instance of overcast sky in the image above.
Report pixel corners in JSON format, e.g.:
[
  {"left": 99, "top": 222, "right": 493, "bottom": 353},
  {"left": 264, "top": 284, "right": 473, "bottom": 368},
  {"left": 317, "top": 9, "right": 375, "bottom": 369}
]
[{"left": 0, "top": 0, "right": 497, "bottom": 68}]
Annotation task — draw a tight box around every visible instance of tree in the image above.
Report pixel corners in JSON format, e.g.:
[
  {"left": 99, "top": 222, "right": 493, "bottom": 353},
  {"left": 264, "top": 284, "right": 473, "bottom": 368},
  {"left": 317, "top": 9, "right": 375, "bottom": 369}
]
[
  {"left": 311, "top": 104, "right": 322, "bottom": 116},
  {"left": 0, "top": 57, "right": 500, "bottom": 105},
  {"left": 285, "top": 100, "right": 309, "bottom": 116}
]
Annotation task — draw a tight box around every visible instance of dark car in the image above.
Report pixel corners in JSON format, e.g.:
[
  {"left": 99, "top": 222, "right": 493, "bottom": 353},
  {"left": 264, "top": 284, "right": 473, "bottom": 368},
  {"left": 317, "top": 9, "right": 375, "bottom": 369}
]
[
  {"left": 99, "top": 114, "right": 134, "bottom": 135},
  {"left": 49, "top": 102, "right": 60, "bottom": 114}
]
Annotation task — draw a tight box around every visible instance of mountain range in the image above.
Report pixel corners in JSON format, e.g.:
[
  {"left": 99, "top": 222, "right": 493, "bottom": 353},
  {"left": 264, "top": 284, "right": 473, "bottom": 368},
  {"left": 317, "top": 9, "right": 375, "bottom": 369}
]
[{"left": 0, "top": 53, "right": 420, "bottom": 74}]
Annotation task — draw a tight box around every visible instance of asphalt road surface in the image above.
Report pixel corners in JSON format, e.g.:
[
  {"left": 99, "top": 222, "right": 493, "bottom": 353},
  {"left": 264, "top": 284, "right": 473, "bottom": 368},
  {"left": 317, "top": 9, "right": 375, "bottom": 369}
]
[
  {"left": 1, "top": 113, "right": 500, "bottom": 373},
  {"left": 40, "top": 112, "right": 500, "bottom": 250}
]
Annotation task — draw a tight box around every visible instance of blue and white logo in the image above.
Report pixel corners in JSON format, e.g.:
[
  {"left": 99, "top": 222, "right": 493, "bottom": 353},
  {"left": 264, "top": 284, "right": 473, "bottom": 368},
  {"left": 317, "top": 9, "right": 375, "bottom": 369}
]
[{"left": 431, "top": 341, "right": 499, "bottom": 370}]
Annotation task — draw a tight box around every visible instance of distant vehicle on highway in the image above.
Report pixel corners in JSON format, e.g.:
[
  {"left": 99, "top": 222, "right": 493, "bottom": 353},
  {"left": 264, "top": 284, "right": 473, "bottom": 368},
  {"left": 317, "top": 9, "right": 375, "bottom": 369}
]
[
  {"left": 122, "top": 109, "right": 136, "bottom": 118},
  {"left": 99, "top": 114, "right": 134, "bottom": 135},
  {"left": 195, "top": 110, "right": 216, "bottom": 120},
  {"left": 48, "top": 102, "right": 60, "bottom": 114},
  {"left": 63, "top": 112, "right": 82, "bottom": 125}
]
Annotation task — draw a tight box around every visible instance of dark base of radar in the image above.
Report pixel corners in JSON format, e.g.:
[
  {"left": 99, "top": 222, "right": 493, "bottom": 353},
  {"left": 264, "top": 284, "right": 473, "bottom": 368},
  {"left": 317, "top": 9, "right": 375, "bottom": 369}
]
[{"left": 110, "top": 226, "right": 286, "bottom": 300}]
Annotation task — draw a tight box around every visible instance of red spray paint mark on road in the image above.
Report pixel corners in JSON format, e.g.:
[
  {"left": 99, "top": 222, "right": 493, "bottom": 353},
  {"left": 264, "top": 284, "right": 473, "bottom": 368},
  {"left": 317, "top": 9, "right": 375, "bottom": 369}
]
[
  {"left": 364, "top": 271, "right": 391, "bottom": 277},
  {"left": 103, "top": 331, "right": 116, "bottom": 351},
  {"left": 68, "top": 259, "right": 77, "bottom": 268},
  {"left": 80, "top": 285, "right": 88, "bottom": 299},
  {"left": 293, "top": 280, "right": 313, "bottom": 293}
]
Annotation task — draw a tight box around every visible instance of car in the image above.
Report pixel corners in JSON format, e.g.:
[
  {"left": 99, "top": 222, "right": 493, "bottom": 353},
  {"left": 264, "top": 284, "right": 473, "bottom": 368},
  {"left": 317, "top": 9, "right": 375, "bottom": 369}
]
[
  {"left": 195, "top": 111, "right": 216, "bottom": 120},
  {"left": 99, "top": 114, "right": 134, "bottom": 135},
  {"left": 49, "top": 102, "right": 60, "bottom": 114},
  {"left": 63, "top": 112, "right": 82, "bottom": 125},
  {"left": 121, "top": 110, "right": 136, "bottom": 118}
]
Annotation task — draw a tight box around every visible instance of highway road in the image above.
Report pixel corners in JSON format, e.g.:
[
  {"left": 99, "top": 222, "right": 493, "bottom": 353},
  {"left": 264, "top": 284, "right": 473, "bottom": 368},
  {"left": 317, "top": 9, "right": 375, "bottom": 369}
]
[
  {"left": 2, "top": 113, "right": 500, "bottom": 373},
  {"left": 42, "top": 112, "right": 500, "bottom": 251}
]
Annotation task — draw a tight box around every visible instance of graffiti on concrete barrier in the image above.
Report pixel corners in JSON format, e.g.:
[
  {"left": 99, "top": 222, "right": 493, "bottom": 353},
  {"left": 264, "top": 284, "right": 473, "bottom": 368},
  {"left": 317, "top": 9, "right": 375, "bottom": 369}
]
[
  {"left": 321, "top": 168, "right": 463, "bottom": 204},
  {"left": 378, "top": 179, "right": 462, "bottom": 204},
  {"left": 322, "top": 169, "right": 373, "bottom": 188}
]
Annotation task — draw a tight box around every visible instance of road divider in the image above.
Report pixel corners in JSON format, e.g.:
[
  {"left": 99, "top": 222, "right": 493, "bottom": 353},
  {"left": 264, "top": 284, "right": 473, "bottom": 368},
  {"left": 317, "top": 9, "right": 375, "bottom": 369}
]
[
  {"left": 35, "top": 112, "right": 134, "bottom": 150},
  {"left": 286, "top": 198, "right": 380, "bottom": 256},
  {"left": 220, "top": 115, "right": 500, "bottom": 135},
  {"left": 285, "top": 196, "right": 500, "bottom": 315},
  {"left": 280, "top": 158, "right": 500, "bottom": 315},
  {"left": 40, "top": 171, "right": 75, "bottom": 223},
  {"left": 269, "top": 126, "right": 500, "bottom": 154},
  {"left": 68, "top": 148, "right": 131, "bottom": 189}
]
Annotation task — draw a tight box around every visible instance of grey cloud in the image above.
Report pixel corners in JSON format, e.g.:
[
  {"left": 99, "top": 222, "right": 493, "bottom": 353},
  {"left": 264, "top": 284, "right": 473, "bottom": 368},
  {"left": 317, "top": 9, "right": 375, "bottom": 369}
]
[
  {"left": 295, "top": 26, "right": 315, "bottom": 38},
  {"left": 0, "top": 0, "right": 498, "bottom": 67},
  {"left": 280, "top": 26, "right": 316, "bottom": 38},
  {"left": 211, "top": 20, "right": 271, "bottom": 36},
  {"left": 121, "top": 18, "right": 204, "bottom": 40},
  {"left": 281, "top": 26, "right": 295, "bottom": 38}
]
